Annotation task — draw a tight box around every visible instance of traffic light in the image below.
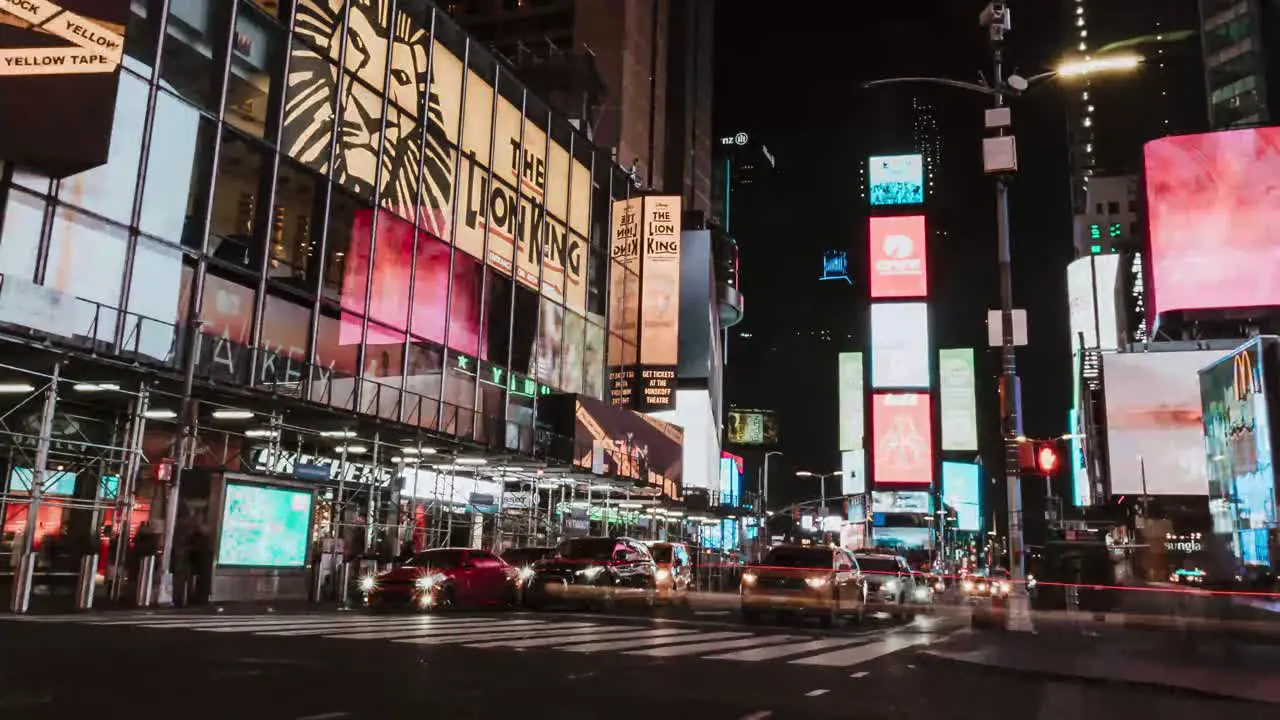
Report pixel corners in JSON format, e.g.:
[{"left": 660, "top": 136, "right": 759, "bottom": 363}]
[{"left": 1034, "top": 442, "right": 1060, "bottom": 475}]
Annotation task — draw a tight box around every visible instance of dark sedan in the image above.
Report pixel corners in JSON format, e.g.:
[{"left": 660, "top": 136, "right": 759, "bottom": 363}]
[{"left": 523, "top": 537, "right": 657, "bottom": 611}]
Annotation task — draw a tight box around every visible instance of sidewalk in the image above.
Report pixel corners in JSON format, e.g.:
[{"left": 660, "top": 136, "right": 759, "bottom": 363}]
[{"left": 923, "top": 625, "right": 1280, "bottom": 705}]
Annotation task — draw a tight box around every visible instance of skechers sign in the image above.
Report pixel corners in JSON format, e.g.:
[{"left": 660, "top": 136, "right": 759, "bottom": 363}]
[{"left": 0, "top": 0, "right": 130, "bottom": 176}]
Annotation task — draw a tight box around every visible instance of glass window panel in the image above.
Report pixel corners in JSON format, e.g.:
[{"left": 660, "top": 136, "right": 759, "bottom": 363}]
[
  {"left": 139, "top": 92, "right": 217, "bottom": 247},
  {"left": 56, "top": 71, "right": 148, "bottom": 227},
  {"left": 347, "top": 209, "right": 412, "bottom": 334},
  {"left": 509, "top": 283, "right": 538, "bottom": 375},
  {"left": 280, "top": 41, "right": 337, "bottom": 181},
  {"left": 321, "top": 186, "right": 361, "bottom": 302},
  {"left": 559, "top": 228, "right": 585, "bottom": 313},
  {"left": 260, "top": 290, "right": 314, "bottom": 384},
  {"left": 268, "top": 159, "right": 322, "bottom": 289},
  {"left": 454, "top": 57, "right": 495, "bottom": 261},
  {"left": 12, "top": 168, "right": 51, "bottom": 196},
  {"left": 448, "top": 249, "right": 483, "bottom": 356},
  {"left": 243, "top": 0, "right": 286, "bottom": 20},
  {"left": 534, "top": 297, "right": 563, "bottom": 388},
  {"left": 228, "top": 2, "right": 287, "bottom": 140},
  {"left": 209, "top": 131, "right": 269, "bottom": 270},
  {"left": 124, "top": 2, "right": 160, "bottom": 71},
  {"left": 514, "top": 194, "right": 541, "bottom": 292},
  {"left": 545, "top": 118, "right": 572, "bottom": 223},
  {"left": 333, "top": 72, "right": 384, "bottom": 204},
  {"left": 125, "top": 236, "right": 187, "bottom": 361},
  {"left": 587, "top": 232, "right": 607, "bottom": 317},
  {"left": 46, "top": 206, "right": 128, "bottom": 344},
  {"left": 430, "top": 24, "right": 466, "bottom": 148},
  {"left": 0, "top": 188, "right": 46, "bottom": 283},
  {"left": 583, "top": 321, "right": 605, "bottom": 400},
  {"left": 569, "top": 139, "right": 593, "bottom": 236},
  {"left": 405, "top": 338, "right": 444, "bottom": 402},
  {"left": 484, "top": 177, "right": 518, "bottom": 277},
  {"left": 560, "top": 310, "right": 585, "bottom": 394},
  {"left": 362, "top": 322, "right": 406, "bottom": 422},
  {"left": 314, "top": 303, "right": 362, "bottom": 408},
  {"left": 409, "top": 235, "right": 450, "bottom": 344},
  {"left": 482, "top": 267, "right": 511, "bottom": 367},
  {"left": 160, "top": 0, "right": 231, "bottom": 111}
]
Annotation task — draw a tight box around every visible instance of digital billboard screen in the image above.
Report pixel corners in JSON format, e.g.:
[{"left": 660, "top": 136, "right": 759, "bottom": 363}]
[
  {"left": 869, "top": 215, "right": 928, "bottom": 298},
  {"left": 869, "top": 154, "right": 924, "bottom": 206},
  {"left": 872, "top": 393, "right": 933, "bottom": 485},
  {"left": 872, "top": 491, "right": 932, "bottom": 514},
  {"left": 871, "top": 303, "right": 930, "bottom": 389},
  {"left": 939, "top": 348, "right": 978, "bottom": 451},
  {"left": 216, "top": 482, "right": 313, "bottom": 569},
  {"left": 942, "top": 461, "right": 982, "bottom": 532},
  {"left": 1103, "top": 350, "right": 1228, "bottom": 495},
  {"left": 1067, "top": 255, "right": 1121, "bottom": 352},
  {"left": 838, "top": 352, "right": 864, "bottom": 451},
  {"left": 841, "top": 449, "right": 867, "bottom": 495},
  {"left": 873, "top": 527, "right": 931, "bottom": 551},
  {"left": 1144, "top": 127, "right": 1280, "bottom": 318}
]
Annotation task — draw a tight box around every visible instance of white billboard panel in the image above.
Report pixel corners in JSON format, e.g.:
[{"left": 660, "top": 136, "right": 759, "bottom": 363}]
[
  {"left": 841, "top": 449, "right": 867, "bottom": 495},
  {"left": 939, "top": 348, "right": 978, "bottom": 451},
  {"left": 1067, "top": 254, "right": 1121, "bottom": 352},
  {"left": 871, "top": 302, "right": 930, "bottom": 389},
  {"left": 838, "top": 352, "right": 865, "bottom": 451},
  {"left": 1104, "top": 350, "right": 1228, "bottom": 495}
]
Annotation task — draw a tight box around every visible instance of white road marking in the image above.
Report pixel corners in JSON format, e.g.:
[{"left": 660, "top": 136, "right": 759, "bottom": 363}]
[
  {"left": 260, "top": 619, "right": 505, "bottom": 637},
  {"left": 805, "top": 689, "right": 829, "bottom": 697},
  {"left": 294, "top": 712, "right": 351, "bottom": 720},
  {"left": 322, "top": 620, "right": 546, "bottom": 640},
  {"left": 788, "top": 635, "right": 930, "bottom": 667},
  {"left": 558, "top": 631, "right": 743, "bottom": 653},
  {"left": 850, "top": 671, "right": 870, "bottom": 678},
  {"left": 705, "top": 637, "right": 868, "bottom": 662},
  {"left": 625, "top": 635, "right": 798, "bottom": 658},
  {"left": 739, "top": 712, "right": 773, "bottom": 720},
  {"left": 395, "top": 623, "right": 600, "bottom": 646},
  {"left": 470, "top": 627, "right": 693, "bottom": 649},
  {"left": 199, "top": 618, "right": 480, "bottom": 633}
]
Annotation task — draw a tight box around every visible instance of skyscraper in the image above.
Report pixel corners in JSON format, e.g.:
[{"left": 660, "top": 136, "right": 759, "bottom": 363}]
[{"left": 1200, "top": 0, "right": 1280, "bottom": 128}]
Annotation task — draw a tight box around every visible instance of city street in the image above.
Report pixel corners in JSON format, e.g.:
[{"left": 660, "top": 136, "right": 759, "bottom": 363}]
[{"left": 2, "top": 610, "right": 1276, "bottom": 719}]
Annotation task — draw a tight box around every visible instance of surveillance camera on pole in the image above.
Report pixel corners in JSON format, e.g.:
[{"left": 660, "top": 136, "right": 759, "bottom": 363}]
[{"left": 979, "top": 2, "right": 1011, "bottom": 42}]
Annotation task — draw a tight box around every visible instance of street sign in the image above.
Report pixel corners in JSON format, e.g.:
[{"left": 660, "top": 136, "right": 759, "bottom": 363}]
[{"left": 986, "top": 309, "right": 1028, "bottom": 346}]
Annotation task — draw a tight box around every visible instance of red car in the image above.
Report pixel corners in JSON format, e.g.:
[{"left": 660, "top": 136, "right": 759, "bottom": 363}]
[{"left": 361, "top": 548, "right": 518, "bottom": 611}]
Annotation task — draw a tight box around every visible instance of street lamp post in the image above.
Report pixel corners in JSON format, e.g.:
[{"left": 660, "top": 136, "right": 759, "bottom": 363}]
[
  {"left": 794, "top": 470, "right": 842, "bottom": 513},
  {"left": 861, "top": 7, "right": 1141, "bottom": 630}
]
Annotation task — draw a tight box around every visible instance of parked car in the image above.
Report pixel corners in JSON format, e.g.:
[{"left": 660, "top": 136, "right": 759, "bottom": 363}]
[
  {"left": 500, "top": 546, "right": 556, "bottom": 583},
  {"left": 523, "top": 537, "right": 657, "bottom": 611},
  {"left": 741, "top": 544, "right": 867, "bottom": 627},
  {"left": 361, "top": 548, "right": 517, "bottom": 612},
  {"left": 853, "top": 553, "right": 918, "bottom": 619},
  {"left": 645, "top": 541, "right": 693, "bottom": 604}
]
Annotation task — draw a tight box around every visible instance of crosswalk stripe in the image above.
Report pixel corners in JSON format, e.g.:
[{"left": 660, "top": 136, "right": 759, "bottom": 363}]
[
  {"left": 787, "top": 635, "right": 930, "bottom": 667},
  {"left": 200, "top": 617, "right": 498, "bottom": 633},
  {"left": 467, "top": 627, "right": 691, "bottom": 649},
  {"left": 97, "top": 616, "right": 339, "bottom": 627},
  {"left": 557, "top": 630, "right": 745, "bottom": 653},
  {"left": 624, "top": 635, "right": 799, "bottom": 658},
  {"left": 395, "top": 623, "right": 600, "bottom": 646},
  {"left": 705, "top": 636, "right": 868, "bottom": 662},
  {"left": 318, "top": 620, "right": 546, "bottom": 640},
  {"left": 258, "top": 617, "right": 503, "bottom": 636}
]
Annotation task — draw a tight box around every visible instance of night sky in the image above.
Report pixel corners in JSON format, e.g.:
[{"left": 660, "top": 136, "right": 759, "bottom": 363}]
[{"left": 715, "top": 1, "right": 1078, "bottom": 523}]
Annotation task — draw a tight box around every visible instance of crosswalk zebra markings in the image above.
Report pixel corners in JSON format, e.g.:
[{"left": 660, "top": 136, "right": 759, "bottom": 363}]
[
  {"left": 625, "top": 635, "right": 800, "bottom": 658},
  {"left": 558, "top": 631, "right": 751, "bottom": 653},
  {"left": 190, "top": 618, "right": 409, "bottom": 632},
  {"left": 199, "top": 616, "right": 500, "bottom": 634},
  {"left": 468, "top": 627, "right": 695, "bottom": 649},
  {"left": 394, "top": 623, "right": 602, "bottom": 646},
  {"left": 260, "top": 617, "right": 513, "bottom": 637},
  {"left": 705, "top": 636, "right": 868, "bottom": 662},
  {"left": 320, "top": 619, "right": 549, "bottom": 640},
  {"left": 787, "top": 634, "right": 930, "bottom": 667},
  {"left": 99, "top": 616, "right": 356, "bottom": 627}
]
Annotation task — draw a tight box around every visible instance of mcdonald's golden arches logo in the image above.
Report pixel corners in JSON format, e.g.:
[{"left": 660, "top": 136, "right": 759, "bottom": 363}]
[{"left": 1232, "top": 350, "right": 1257, "bottom": 403}]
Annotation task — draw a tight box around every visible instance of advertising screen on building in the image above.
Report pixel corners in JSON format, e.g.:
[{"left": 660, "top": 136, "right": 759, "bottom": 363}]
[
  {"left": 0, "top": 0, "right": 131, "bottom": 177},
  {"left": 869, "top": 215, "right": 928, "bottom": 298},
  {"left": 216, "top": 482, "right": 313, "bottom": 569},
  {"left": 869, "top": 154, "right": 924, "bottom": 206},
  {"left": 838, "top": 352, "right": 865, "bottom": 451},
  {"left": 841, "top": 449, "right": 867, "bottom": 495},
  {"left": 636, "top": 195, "right": 683, "bottom": 411},
  {"left": 1067, "top": 255, "right": 1121, "bottom": 351},
  {"left": 942, "top": 461, "right": 982, "bottom": 532},
  {"left": 1104, "top": 350, "right": 1228, "bottom": 495},
  {"left": 1144, "top": 127, "right": 1280, "bottom": 318},
  {"left": 551, "top": 394, "right": 683, "bottom": 500},
  {"left": 871, "top": 303, "right": 930, "bottom": 389},
  {"left": 872, "top": 491, "right": 932, "bottom": 514},
  {"left": 719, "top": 452, "right": 743, "bottom": 507},
  {"left": 872, "top": 393, "right": 933, "bottom": 485},
  {"left": 727, "top": 408, "right": 779, "bottom": 446},
  {"left": 873, "top": 527, "right": 931, "bottom": 551},
  {"left": 939, "top": 348, "right": 978, "bottom": 451}
]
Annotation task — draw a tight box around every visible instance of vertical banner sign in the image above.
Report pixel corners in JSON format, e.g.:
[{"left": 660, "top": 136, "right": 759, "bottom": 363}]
[
  {"left": 939, "top": 348, "right": 979, "bottom": 451},
  {"left": 0, "top": 0, "right": 131, "bottom": 177},
  {"left": 872, "top": 393, "right": 933, "bottom": 485},
  {"left": 838, "top": 352, "right": 865, "bottom": 451},
  {"left": 868, "top": 215, "right": 928, "bottom": 299},
  {"left": 608, "top": 198, "right": 643, "bottom": 406},
  {"left": 636, "top": 195, "right": 683, "bottom": 411}
]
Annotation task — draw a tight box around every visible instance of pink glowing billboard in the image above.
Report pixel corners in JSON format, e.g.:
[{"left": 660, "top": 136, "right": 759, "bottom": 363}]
[{"left": 1144, "top": 127, "right": 1280, "bottom": 318}]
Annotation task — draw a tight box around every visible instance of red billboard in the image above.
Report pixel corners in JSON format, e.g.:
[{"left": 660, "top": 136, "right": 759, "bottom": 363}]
[
  {"left": 869, "top": 215, "right": 928, "bottom": 298},
  {"left": 1144, "top": 127, "right": 1280, "bottom": 318},
  {"left": 872, "top": 393, "right": 933, "bottom": 485}
]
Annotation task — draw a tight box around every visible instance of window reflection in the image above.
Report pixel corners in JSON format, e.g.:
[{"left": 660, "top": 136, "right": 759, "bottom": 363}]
[
  {"left": 561, "top": 310, "right": 585, "bottom": 394},
  {"left": 125, "top": 237, "right": 187, "bottom": 361},
  {"left": 322, "top": 187, "right": 362, "bottom": 301},
  {"left": 0, "top": 189, "right": 46, "bottom": 284},
  {"left": 140, "top": 93, "right": 216, "bottom": 246},
  {"left": 449, "top": 251, "right": 484, "bottom": 356},
  {"left": 57, "top": 71, "right": 148, "bottom": 227},
  {"left": 46, "top": 206, "right": 128, "bottom": 344},
  {"left": 510, "top": 283, "right": 538, "bottom": 375},
  {"left": 534, "top": 297, "right": 563, "bottom": 388},
  {"left": 482, "top": 269, "right": 512, "bottom": 364},
  {"left": 209, "top": 132, "right": 268, "bottom": 267},
  {"left": 227, "top": 2, "right": 285, "bottom": 139},
  {"left": 161, "top": 0, "right": 230, "bottom": 111},
  {"left": 269, "top": 160, "right": 322, "bottom": 288},
  {"left": 584, "top": 320, "right": 606, "bottom": 399}
]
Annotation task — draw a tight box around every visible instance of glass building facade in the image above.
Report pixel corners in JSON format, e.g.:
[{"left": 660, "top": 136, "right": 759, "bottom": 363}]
[{"left": 0, "top": 0, "right": 645, "bottom": 453}]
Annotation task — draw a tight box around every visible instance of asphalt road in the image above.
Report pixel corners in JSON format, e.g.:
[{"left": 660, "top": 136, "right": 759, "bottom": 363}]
[{"left": 1, "top": 609, "right": 1275, "bottom": 720}]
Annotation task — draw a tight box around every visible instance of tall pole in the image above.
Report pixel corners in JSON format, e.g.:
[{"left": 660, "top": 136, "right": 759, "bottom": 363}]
[{"left": 992, "top": 41, "right": 1031, "bottom": 631}]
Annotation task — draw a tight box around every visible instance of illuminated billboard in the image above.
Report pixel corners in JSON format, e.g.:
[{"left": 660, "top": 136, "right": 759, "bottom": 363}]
[
  {"left": 1103, "top": 350, "right": 1228, "bottom": 495},
  {"left": 820, "top": 249, "right": 851, "bottom": 284},
  {"left": 939, "top": 348, "right": 978, "bottom": 451},
  {"left": 217, "top": 482, "right": 313, "bottom": 569},
  {"left": 942, "top": 461, "right": 981, "bottom": 532},
  {"left": 0, "top": 0, "right": 131, "bottom": 177},
  {"left": 838, "top": 352, "right": 865, "bottom": 451},
  {"left": 871, "top": 303, "right": 930, "bottom": 389},
  {"left": 1067, "top": 255, "right": 1121, "bottom": 352},
  {"left": 872, "top": 491, "right": 932, "bottom": 514},
  {"left": 869, "top": 215, "right": 928, "bottom": 298},
  {"left": 869, "top": 154, "right": 924, "bottom": 206},
  {"left": 841, "top": 449, "right": 867, "bottom": 495},
  {"left": 872, "top": 393, "right": 933, "bottom": 485},
  {"left": 1144, "top": 127, "right": 1280, "bottom": 318},
  {"left": 636, "top": 195, "right": 683, "bottom": 411},
  {"left": 726, "top": 408, "right": 779, "bottom": 446}
]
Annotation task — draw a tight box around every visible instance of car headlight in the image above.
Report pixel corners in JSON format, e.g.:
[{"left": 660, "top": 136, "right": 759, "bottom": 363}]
[
  {"left": 358, "top": 575, "right": 376, "bottom": 593},
  {"left": 962, "top": 581, "right": 974, "bottom": 593},
  {"left": 578, "top": 566, "right": 604, "bottom": 580},
  {"left": 741, "top": 572, "right": 757, "bottom": 586},
  {"left": 883, "top": 580, "right": 899, "bottom": 594},
  {"left": 934, "top": 581, "right": 946, "bottom": 592},
  {"left": 805, "top": 576, "right": 829, "bottom": 589},
  {"left": 414, "top": 572, "right": 445, "bottom": 591},
  {"left": 1027, "top": 575, "right": 1038, "bottom": 590},
  {"left": 518, "top": 566, "right": 536, "bottom": 581},
  {"left": 656, "top": 568, "right": 670, "bottom": 582},
  {"left": 914, "top": 586, "right": 931, "bottom": 601}
]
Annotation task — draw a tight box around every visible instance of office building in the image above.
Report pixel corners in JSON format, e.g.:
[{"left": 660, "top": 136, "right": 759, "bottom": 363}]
[{"left": 1200, "top": 0, "right": 1280, "bottom": 128}]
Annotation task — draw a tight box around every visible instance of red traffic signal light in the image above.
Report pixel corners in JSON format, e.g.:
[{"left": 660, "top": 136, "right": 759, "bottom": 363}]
[{"left": 1035, "top": 442, "right": 1060, "bottom": 475}]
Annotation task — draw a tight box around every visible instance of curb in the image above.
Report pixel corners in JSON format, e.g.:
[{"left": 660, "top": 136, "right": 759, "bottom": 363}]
[{"left": 918, "top": 648, "right": 1280, "bottom": 705}]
